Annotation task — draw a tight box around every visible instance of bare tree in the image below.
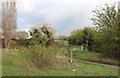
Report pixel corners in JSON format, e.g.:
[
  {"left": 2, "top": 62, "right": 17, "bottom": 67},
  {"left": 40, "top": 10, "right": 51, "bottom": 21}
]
[
  {"left": 0, "top": 2, "right": 2, "bottom": 48},
  {"left": 1, "top": 1, "right": 17, "bottom": 48}
]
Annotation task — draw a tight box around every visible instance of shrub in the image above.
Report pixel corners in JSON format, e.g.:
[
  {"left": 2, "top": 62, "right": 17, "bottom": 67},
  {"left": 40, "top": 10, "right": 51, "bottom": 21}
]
[
  {"left": 21, "top": 45, "right": 59, "bottom": 69},
  {"left": 29, "top": 24, "right": 55, "bottom": 47}
]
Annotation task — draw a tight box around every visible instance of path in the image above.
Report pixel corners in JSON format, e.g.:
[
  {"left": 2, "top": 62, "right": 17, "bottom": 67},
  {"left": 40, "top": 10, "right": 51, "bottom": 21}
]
[
  {"left": 62, "top": 50, "right": 119, "bottom": 68},
  {"left": 79, "top": 59, "right": 119, "bottom": 68}
]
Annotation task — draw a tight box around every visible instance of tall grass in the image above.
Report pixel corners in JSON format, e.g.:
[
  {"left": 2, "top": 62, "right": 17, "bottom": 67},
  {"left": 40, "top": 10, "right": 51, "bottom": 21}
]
[
  {"left": 20, "top": 45, "right": 65, "bottom": 69},
  {"left": 2, "top": 48, "right": 118, "bottom": 76}
]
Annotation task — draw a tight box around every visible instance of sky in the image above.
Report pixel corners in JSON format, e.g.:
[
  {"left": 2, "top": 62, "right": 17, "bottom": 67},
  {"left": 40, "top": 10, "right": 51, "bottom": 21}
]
[{"left": 16, "top": 0, "right": 119, "bottom": 36}]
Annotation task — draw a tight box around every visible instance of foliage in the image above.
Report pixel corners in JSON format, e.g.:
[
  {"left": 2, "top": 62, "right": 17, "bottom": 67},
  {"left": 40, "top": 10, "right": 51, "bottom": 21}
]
[
  {"left": 29, "top": 24, "right": 55, "bottom": 47},
  {"left": 69, "top": 29, "right": 83, "bottom": 45},
  {"left": 91, "top": 4, "right": 119, "bottom": 55},
  {"left": 69, "top": 27, "right": 97, "bottom": 50},
  {"left": 20, "top": 45, "right": 59, "bottom": 69},
  {"left": 118, "top": 3, "right": 120, "bottom": 57}
]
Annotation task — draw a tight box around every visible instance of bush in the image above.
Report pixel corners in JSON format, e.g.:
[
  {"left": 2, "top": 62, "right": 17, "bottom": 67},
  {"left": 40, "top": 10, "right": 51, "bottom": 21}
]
[
  {"left": 29, "top": 24, "right": 55, "bottom": 47},
  {"left": 21, "top": 45, "right": 59, "bottom": 69}
]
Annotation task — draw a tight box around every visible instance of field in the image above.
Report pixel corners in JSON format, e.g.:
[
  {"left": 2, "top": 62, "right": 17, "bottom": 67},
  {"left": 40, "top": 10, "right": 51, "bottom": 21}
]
[
  {"left": 2, "top": 48, "right": 119, "bottom": 76},
  {"left": 1, "top": 0, "right": 120, "bottom": 77}
]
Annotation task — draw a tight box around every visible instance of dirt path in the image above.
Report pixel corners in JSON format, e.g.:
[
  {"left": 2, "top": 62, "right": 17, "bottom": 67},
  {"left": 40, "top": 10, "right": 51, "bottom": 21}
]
[{"left": 79, "top": 59, "right": 119, "bottom": 68}]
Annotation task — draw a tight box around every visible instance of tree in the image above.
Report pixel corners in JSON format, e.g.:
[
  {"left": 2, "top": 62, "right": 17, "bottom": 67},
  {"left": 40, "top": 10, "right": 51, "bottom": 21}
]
[
  {"left": 118, "top": 2, "right": 120, "bottom": 56},
  {"left": 0, "top": 3, "right": 1, "bottom": 29},
  {"left": 69, "top": 27, "right": 97, "bottom": 51},
  {"left": 91, "top": 4, "right": 118, "bottom": 32},
  {"left": 1, "top": 1, "right": 17, "bottom": 48},
  {"left": 0, "top": 3, "right": 2, "bottom": 48},
  {"left": 29, "top": 24, "right": 55, "bottom": 47},
  {"left": 91, "top": 4, "right": 118, "bottom": 55},
  {"left": 82, "top": 27, "right": 97, "bottom": 50},
  {"left": 69, "top": 29, "right": 83, "bottom": 45}
]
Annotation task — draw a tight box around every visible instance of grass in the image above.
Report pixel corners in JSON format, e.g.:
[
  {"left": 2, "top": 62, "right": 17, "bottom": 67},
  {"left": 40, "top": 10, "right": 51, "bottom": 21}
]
[
  {"left": 73, "top": 51, "right": 119, "bottom": 66},
  {"left": 0, "top": 48, "right": 2, "bottom": 77},
  {"left": 2, "top": 48, "right": 119, "bottom": 76}
]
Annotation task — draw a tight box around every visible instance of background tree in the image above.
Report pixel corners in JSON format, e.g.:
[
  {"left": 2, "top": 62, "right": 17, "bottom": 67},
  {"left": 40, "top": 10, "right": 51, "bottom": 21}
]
[
  {"left": 69, "top": 29, "right": 83, "bottom": 45},
  {"left": 82, "top": 27, "right": 97, "bottom": 50},
  {"left": 1, "top": 1, "right": 17, "bottom": 48},
  {"left": 91, "top": 4, "right": 118, "bottom": 56},
  {"left": 69, "top": 27, "right": 97, "bottom": 51}
]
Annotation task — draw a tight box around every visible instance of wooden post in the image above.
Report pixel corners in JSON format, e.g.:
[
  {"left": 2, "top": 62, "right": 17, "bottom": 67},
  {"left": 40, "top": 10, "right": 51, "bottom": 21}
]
[{"left": 70, "top": 51, "right": 73, "bottom": 63}]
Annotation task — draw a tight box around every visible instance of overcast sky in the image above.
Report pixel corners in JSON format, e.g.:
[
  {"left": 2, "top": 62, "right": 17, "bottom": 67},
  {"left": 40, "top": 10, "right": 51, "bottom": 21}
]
[{"left": 17, "top": 0, "right": 119, "bottom": 36}]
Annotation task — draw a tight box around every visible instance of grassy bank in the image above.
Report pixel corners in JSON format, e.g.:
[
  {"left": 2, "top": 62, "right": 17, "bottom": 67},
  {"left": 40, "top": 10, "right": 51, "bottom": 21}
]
[
  {"left": 2, "top": 48, "right": 119, "bottom": 76},
  {"left": 73, "top": 51, "right": 119, "bottom": 66}
]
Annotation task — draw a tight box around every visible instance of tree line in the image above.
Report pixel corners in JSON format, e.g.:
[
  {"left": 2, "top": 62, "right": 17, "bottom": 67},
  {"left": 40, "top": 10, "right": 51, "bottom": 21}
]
[{"left": 69, "top": 4, "right": 119, "bottom": 57}]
